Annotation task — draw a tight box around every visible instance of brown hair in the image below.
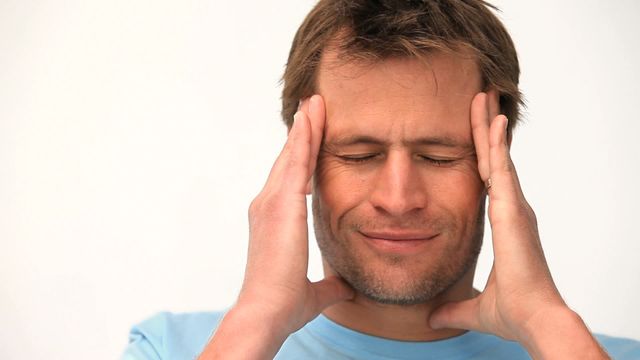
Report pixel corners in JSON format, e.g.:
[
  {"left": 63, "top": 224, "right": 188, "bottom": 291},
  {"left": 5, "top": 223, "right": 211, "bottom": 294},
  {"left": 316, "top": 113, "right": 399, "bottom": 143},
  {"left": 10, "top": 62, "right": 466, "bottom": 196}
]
[{"left": 281, "top": 0, "right": 523, "bottom": 134}]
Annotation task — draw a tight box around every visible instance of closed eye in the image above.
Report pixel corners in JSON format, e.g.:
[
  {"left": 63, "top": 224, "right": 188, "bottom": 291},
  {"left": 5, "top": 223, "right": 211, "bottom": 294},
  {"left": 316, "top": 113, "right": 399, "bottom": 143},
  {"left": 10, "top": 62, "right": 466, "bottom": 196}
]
[
  {"left": 338, "top": 154, "right": 456, "bottom": 166},
  {"left": 418, "top": 156, "right": 455, "bottom": 166},
  {"left": 337, "top": 154, "right": 379, "bottom": 163}
]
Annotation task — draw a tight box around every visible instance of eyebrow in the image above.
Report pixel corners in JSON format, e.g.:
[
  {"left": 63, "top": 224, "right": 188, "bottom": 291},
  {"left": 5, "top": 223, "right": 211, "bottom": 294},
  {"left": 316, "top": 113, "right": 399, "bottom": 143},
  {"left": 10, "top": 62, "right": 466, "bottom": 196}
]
[{"left": 324, "top": 134, "right": 474, "bottom": 151}]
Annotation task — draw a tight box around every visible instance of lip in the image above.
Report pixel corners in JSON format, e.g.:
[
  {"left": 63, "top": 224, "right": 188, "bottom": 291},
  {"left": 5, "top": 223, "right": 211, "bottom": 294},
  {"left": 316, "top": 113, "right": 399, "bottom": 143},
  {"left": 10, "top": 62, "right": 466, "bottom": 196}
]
[
  {"left": 360, "top": 230, "right": 438, "bottom": 241},
  {"left": 359, "top": 230, "right": 438, "bottom": 254}
]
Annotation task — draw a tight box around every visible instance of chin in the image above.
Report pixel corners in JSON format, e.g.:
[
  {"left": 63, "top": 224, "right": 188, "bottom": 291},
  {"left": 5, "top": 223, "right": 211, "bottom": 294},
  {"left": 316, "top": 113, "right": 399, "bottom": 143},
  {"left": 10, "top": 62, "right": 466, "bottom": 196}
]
[{"left": 331, "top": 249, "right": 478, "bottom": 306}]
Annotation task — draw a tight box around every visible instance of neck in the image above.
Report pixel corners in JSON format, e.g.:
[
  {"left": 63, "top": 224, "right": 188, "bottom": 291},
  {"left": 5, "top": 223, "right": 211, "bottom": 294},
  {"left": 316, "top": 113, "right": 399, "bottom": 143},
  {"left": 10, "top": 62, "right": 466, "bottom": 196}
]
[{"left": 321, "top": 264, "right": 478, "bottom": 341}]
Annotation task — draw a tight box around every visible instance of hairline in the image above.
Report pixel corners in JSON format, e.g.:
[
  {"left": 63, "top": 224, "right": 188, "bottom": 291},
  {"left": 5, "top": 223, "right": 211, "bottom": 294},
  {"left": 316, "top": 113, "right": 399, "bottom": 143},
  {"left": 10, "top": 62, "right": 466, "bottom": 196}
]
[{"left": 313, "top": 29, "right": 487, "bottom": 96}]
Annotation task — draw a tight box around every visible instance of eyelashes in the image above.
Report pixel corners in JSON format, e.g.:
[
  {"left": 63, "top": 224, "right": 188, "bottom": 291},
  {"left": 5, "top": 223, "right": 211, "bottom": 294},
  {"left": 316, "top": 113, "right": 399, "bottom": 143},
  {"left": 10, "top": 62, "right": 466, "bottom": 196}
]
[
  {"left": 419, "top": 156, "right": 455, "bottom": 166},
  {"left": 338, "top": 154, "right": 377, "bottom": 162},
  {"left": 337, "top": 154, "right": 455, "bottom": 166}
]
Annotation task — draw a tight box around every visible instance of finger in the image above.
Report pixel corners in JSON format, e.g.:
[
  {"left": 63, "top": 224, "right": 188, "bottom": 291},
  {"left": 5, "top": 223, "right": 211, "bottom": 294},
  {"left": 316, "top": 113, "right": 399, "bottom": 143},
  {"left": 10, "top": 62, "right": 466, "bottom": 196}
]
[
  {"left": 488, "top": 115, "right": 522, "bottom": 204},
  {"left": 486, "top": 88, "right": 502, "bottom": 150},
  {"left": 304, "top": 95, "right": 326, "bottom": 194},
  {"left": 429, "top": 298, "right": 481, "bottom": 331},
  {"left": 487, "top": 115, "right": 541, "bottom": 269},
  {"left": 311, "top": 276, "right": 355, "bottom": 312},
  {"left": 487, "top": 88, "right": 500, "bottom": 125},
  {"left": 300, "top": 96, "right": 310, "bottom": 114},
  {"left": 470, "top": 92, "right": 490, "bottom": 182},
  {"left": 263, "top": 109, "right": 312, "bottom": 194}
]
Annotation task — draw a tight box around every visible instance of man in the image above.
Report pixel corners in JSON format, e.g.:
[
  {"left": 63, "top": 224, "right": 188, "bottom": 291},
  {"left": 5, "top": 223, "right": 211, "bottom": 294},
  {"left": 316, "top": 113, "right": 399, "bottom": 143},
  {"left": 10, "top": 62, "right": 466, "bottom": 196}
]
[{"left": 123, "top": 0, "right": 640, "bottom": 359}]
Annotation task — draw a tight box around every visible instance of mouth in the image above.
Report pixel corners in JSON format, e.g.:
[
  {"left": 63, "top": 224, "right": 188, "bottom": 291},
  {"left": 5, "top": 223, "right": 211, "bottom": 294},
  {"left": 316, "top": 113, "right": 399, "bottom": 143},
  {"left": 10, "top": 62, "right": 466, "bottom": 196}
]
[{"left": 359, "top": 230, "right": 439, "bottom": 254}]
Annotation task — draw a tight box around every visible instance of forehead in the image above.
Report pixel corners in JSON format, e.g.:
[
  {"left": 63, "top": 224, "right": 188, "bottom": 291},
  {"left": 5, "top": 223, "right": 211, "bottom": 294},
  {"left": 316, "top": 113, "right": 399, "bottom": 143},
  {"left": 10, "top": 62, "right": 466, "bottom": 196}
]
[
  {"left": 318, "top": 48, "right": 481, "bottom": 89},
  {"left": 316, "top": 49, "right": 482, "bottom": 143}
]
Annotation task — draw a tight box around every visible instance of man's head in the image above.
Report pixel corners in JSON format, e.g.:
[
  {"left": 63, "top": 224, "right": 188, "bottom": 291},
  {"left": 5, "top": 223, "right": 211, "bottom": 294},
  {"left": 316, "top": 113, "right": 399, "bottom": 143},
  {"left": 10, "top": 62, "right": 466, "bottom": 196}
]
[
  {"left": 281, "top": 0, "right": 522, "bottom": 132},
  {"left": 281, "top": 0, "right": 521, "bottom": 305}
]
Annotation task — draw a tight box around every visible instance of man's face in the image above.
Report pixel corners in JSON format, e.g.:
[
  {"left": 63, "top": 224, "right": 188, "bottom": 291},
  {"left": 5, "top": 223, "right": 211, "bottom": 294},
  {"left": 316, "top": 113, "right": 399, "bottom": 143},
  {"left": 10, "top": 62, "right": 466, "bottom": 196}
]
[{"left": 312, "top": 50, "right": 486, "bottom": 305}]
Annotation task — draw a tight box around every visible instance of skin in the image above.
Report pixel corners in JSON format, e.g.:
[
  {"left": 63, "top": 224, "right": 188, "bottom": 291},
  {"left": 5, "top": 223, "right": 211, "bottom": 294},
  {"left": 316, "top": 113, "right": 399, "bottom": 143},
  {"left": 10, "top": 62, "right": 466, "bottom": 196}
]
[
  {"left": 312, "top": 51, "right": 486, "bottom": 340},
  {"left": 199, "top": 51, "right": 610, "bottom": 359}
]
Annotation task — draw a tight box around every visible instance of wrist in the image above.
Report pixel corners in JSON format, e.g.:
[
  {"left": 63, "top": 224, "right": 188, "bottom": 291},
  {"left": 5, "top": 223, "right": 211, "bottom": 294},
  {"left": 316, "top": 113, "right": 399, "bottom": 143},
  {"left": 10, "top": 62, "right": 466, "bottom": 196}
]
[
  {"left": 198, "top": 305, "right": 291, "bottom": 360},
  {"left": 229, "top": 302, "right": 294, "bottom": 339},
  {"left": 520, "top": 306, "right": 609, "bottom": 359}
]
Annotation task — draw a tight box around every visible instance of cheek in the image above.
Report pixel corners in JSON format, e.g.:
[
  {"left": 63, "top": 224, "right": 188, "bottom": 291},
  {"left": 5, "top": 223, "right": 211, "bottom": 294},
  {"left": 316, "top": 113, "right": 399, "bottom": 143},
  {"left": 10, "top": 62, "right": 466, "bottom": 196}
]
[
  {"left": 314, "top": 158, "right": 484, "bottom": 221},
  {"left": 431, "top": 169, "right": 485, "bottom": 216},
  {"left": 315, "top": 161, "right": 369, "bottom": 218}
]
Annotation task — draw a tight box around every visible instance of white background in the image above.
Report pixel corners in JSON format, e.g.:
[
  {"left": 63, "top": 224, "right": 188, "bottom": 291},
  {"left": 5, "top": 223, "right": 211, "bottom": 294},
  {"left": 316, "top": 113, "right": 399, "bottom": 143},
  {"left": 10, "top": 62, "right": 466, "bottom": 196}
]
[{"left": 1, "top": 0, "right": 639, "bottom": 359}]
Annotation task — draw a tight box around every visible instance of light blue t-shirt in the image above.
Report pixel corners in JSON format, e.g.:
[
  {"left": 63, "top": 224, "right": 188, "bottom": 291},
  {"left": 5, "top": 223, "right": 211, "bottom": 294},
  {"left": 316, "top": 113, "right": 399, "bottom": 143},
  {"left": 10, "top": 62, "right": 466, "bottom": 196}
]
[{"left": 121, "top": 311, "right": 640, "bottom": 359}]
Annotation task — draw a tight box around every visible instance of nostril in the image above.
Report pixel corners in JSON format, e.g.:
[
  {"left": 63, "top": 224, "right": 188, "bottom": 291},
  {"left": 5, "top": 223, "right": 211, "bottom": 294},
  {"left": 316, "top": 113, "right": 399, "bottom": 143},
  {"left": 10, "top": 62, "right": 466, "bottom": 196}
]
[{"left": 369, "top": 187, "right": 426, "bottom": 217}]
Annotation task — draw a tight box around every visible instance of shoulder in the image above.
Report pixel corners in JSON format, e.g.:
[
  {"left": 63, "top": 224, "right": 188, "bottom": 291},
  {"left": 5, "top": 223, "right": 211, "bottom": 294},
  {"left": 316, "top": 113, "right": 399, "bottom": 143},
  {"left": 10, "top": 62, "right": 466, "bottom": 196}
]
[
  {"left": 595, "top": 333, "right": 640, "bottom": 359},
  {"left": 121, "top": 310, "right": 226, "bottom": 360}
]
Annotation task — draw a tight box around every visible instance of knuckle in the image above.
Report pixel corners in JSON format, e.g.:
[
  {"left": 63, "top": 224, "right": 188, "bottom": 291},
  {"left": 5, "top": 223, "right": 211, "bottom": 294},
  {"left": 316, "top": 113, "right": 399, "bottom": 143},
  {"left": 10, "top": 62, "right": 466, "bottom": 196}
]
[
  {"left": 248, "top": 185, "right": 307, "bottom": 229},
  {"left": 513, "top": 204, "right": 529, "bottom": 220},
  {"left": 249, "top": 192, "right": 282, "bottom": 216},
  {"left": 502, "top": 157, "right": 515, "bottom": 173},
  {"left": 525, "top": 203, "right": 538, "bottom": 226},
  {"left": 287, "top": 149, "right": 308, "bottom": 172},
  {"left": 511, "top": 201, "right": 537, "bottom": 227},
  {"left": 248, "top": 196, "right": 262, "bottom": 218},
  {"left": 252, "top": 193, "right": 287, "bottom": 221},
  {"left": 286, "top": 155, "right": 300, "bottom": 171}
]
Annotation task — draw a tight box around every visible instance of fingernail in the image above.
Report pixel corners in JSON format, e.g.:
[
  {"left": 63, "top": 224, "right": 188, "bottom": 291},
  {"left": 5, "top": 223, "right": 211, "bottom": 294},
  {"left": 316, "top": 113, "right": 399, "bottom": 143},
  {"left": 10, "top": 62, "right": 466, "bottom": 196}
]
[
  {"left": 503, "top": 116, "right": 510, "bottom": 144},
  {"left": 297, "top": 99, "right": 302, "bottom": 111},
  {"left": 429, "top": 320, "right": 442, "bottom": 330},
  {"left": 308, "top": 96, "right": 316, "bottom": 115}
]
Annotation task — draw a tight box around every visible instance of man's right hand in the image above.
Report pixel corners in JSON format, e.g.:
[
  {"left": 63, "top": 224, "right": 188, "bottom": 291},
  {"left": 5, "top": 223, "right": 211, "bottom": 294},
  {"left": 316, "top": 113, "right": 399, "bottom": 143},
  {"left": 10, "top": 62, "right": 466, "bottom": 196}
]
[{"left": 198, "top": 95, "right": 354, "bottom": 360}]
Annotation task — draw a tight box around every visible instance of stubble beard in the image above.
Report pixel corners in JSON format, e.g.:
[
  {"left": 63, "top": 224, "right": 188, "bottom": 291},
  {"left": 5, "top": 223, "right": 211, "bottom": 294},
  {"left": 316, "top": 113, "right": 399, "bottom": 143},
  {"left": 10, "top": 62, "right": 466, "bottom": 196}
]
[{"left": 312, "top": 195, "right": 485, "bottom": 306}]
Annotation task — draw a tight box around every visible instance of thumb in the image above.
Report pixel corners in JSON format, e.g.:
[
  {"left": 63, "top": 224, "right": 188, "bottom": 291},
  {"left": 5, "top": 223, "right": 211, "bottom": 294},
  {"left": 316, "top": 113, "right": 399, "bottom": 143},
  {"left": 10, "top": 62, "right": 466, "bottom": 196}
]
[
  {"left": 311, "top": 276, "right": 355, "bottom": 311},
  {"left": 429, "top": 299, "right": 480, "bottom": 331}
]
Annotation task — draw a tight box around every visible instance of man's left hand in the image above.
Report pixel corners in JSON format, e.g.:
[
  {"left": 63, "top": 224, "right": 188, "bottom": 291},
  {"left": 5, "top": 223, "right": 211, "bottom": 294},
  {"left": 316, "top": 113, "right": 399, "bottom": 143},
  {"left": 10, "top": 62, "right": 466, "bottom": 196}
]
[{"left": 429, "top": 91, "right": 609, "bottom": 359}]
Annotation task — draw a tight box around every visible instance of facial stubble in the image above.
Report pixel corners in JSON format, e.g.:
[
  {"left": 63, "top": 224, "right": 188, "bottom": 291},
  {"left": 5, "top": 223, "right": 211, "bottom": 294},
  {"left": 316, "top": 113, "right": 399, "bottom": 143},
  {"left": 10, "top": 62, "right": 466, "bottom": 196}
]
[{"left": 312, "top": 195, "right": 485, "bottom": 306}]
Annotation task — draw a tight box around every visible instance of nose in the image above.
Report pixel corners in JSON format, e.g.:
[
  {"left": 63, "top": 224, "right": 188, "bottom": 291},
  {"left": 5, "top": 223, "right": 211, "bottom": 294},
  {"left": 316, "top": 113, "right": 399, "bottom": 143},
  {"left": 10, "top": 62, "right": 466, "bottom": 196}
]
[{"left": 368, "top": 151, "right": 427, "bottom": 217}]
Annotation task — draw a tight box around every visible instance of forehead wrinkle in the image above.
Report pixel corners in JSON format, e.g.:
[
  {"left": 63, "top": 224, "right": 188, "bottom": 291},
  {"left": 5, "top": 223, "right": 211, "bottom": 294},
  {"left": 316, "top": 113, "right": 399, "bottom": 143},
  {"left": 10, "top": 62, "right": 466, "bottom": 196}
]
[
  {"left": 317, "top": 50, "right": 481, "bottom": 155},
  {"left": 404, "top": 136, "right": 475, "bottom": 152}
]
